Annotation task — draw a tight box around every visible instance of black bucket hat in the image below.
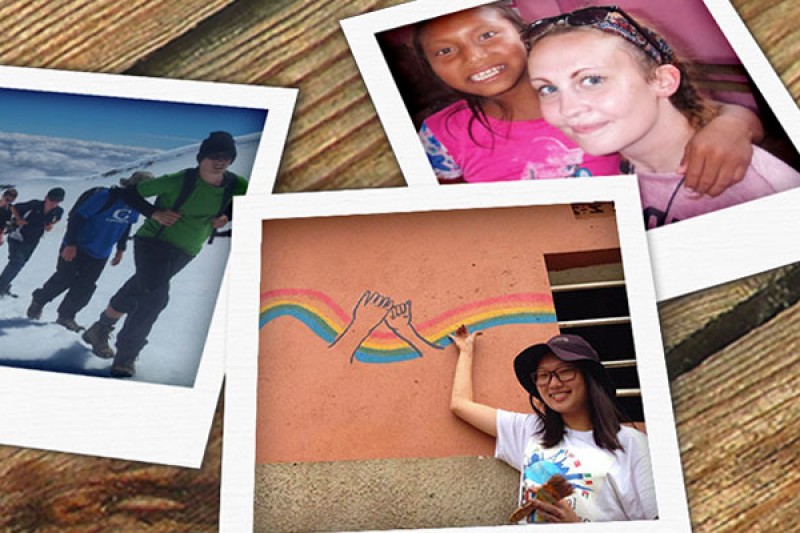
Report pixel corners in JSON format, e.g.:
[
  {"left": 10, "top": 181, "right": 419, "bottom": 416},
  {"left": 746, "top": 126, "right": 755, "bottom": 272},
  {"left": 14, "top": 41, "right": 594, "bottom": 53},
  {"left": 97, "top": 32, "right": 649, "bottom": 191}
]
[{"left": 513, "top": 334, "right": 615, "bottom": 398}]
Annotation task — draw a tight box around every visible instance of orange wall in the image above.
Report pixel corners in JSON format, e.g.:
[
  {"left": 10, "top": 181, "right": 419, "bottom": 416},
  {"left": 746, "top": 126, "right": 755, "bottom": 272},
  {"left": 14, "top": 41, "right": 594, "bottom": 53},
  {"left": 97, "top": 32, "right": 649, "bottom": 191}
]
[{"left": 257, "top": 204, "right": 620, "bottom": 464}]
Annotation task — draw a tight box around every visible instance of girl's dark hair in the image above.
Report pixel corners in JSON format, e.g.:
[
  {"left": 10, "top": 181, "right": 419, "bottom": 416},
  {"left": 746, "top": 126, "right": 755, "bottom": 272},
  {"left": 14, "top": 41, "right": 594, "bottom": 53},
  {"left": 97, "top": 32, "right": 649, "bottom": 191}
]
[
  {"left": 411, "top": 2, "right": 526, "bottom": 147},
  {"left": 531, "top": 360, "right": 630, "bottom": 452}
]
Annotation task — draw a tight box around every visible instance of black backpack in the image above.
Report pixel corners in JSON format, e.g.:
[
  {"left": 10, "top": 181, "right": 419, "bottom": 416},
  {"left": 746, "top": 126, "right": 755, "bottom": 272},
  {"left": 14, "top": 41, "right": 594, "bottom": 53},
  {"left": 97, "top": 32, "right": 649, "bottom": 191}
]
[{"left": 154, "top": 168, "right": 238, "bottom": 241}]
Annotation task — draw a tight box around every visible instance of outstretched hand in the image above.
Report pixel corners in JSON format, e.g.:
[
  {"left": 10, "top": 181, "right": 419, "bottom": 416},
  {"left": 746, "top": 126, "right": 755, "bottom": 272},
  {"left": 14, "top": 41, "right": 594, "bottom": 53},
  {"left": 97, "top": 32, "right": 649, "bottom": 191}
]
[{"left": 448, "top": 324, "right": 481, "bottom": 352}]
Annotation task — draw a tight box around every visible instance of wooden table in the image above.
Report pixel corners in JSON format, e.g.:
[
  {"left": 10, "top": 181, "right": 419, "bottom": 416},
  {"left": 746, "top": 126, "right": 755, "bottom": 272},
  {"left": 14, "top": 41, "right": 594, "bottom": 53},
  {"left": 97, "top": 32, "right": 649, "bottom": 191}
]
[{"left": 0, "top": 0, "right": 798, "bottom": 531}]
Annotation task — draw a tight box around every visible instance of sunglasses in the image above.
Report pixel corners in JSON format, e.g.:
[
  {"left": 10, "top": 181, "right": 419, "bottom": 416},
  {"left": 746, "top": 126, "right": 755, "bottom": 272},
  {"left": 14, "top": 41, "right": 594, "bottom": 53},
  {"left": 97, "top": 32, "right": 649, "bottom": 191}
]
[{"left": 523, "top": 5, "right": 673, "bottom": 65}]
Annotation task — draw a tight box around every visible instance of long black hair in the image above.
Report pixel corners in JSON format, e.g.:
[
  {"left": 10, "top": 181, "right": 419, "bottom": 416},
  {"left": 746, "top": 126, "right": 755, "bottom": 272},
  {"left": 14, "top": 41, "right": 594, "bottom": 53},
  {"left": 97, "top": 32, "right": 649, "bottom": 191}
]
[
  {"left": 530, "top": 360, "right": 630, "bottom": 452},
  {"left": 411, "top": 2, "right": 527, "bottom": 148}
]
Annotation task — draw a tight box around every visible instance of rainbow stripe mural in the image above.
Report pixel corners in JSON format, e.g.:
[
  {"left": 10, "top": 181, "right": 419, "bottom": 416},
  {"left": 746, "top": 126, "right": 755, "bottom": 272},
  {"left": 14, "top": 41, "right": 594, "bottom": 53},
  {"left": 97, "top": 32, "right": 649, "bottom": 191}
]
[{"left": 260, "top": 289, "right": 557, "bottom": 363}]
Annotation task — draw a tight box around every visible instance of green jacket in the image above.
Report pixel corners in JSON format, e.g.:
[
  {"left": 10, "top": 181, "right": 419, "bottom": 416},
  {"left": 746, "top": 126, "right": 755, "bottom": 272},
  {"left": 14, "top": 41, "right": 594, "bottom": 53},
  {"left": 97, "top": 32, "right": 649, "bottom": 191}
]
[{"left": 135, "top": 169, "right": 248, "bottom": 256}]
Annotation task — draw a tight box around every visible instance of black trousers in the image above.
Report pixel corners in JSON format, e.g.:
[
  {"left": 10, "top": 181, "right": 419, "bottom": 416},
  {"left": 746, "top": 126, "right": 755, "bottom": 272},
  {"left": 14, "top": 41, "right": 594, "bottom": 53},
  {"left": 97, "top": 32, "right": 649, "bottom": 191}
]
[
  {"left": 33, "top": 248, "right": 107, "bottom": 320},
  {"left": 110, "top": 237, "right": 194, "bottom": 356}
]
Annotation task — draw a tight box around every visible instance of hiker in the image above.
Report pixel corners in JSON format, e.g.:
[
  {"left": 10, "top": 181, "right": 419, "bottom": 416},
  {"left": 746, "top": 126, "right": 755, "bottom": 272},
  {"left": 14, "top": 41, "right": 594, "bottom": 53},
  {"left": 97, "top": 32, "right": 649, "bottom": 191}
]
[
  {"left": 82, "top": 131, "right": 248, "bottom": 378},
  {"left": 0, "top": 188, "right": 18, "bottom": 247},
  {"left": 0, "top": 187, "right": 65, "bottom": 298},
  {"left": 26, "top": 172, "right": 154, "bottom": 331}
]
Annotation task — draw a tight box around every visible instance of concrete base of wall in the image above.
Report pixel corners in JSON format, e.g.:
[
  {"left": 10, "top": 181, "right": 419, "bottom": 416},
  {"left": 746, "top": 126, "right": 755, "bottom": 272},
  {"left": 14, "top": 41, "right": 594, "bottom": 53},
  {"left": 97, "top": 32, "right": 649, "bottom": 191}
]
[{"left": 255, "top": 455, "right": 520, "bottom": 532}]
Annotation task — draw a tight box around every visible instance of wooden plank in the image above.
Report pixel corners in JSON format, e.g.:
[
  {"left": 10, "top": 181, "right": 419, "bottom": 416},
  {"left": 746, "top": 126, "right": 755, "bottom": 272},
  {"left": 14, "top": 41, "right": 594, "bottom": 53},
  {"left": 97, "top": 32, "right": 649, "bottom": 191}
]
[
  {"left": 0, "top": 0, "right": 235, "bottom": 72},
  {"left": 0, "top": 396, "right": 224, "bottom": 531},
  {"left": 662, "top": 264, "right": 800, "bottom": 379},
  {"left": 671, "top": 301, "right": 800, "bottom": 533},
  {"left": 658, "top": 266, "right": 792, "bottom": 351},
  {"left": 125, "top": 0, "right": 410, "bottom": 192}
]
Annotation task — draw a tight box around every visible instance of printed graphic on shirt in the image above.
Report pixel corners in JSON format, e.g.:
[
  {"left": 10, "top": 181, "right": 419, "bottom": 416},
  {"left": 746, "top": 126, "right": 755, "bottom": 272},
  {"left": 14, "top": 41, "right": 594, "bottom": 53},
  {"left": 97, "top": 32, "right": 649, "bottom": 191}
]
[
  {"left": 521, "top": 439, "right": 614, "bottom": 523},
  {"left": 522, "top": 138, "right": 594, "bottom": 180}
]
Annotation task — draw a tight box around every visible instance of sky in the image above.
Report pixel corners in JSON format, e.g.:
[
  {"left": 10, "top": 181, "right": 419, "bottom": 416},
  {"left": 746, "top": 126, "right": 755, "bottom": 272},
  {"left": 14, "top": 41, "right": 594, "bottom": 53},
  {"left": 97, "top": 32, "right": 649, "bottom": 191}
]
[{"left": 0, "top": 87, "right": 268, "bottom": 150}]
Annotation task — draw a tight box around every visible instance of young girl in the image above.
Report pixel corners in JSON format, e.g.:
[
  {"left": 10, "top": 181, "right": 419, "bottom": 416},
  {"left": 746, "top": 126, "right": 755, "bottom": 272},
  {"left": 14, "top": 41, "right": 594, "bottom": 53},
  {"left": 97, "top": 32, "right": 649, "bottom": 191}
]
[
  {"left": 525, "top": 6, "right": 800, "bottom": 227},
  {"left": 450, "top": 327, "right": 656, "bottom": 523},
  {"left": 413, "top": 2, "right": 762, "bottom": 195}
]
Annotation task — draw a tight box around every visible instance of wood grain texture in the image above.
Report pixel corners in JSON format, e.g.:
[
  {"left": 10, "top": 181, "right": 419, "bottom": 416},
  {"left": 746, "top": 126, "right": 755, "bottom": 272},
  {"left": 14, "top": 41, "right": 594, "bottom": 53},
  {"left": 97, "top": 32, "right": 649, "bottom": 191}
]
[
  {"left": 670, "top": 301, "right": 800, "bottom": 533},
  {"left": 0, "top": 0, "right": 796, "bottom": 531},
  {"left": 126, "top": 0, "right": 410, "bottom": 192},
  {"left": 0, "top": 0, "right": 236, "bottom": 72}
]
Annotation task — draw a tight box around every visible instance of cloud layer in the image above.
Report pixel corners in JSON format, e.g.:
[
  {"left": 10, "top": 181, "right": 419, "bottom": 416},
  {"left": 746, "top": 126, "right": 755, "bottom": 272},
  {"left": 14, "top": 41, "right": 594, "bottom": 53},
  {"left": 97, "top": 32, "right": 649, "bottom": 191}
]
[{"left": 0, "top": 132, "right": 160, "bottom": 182}]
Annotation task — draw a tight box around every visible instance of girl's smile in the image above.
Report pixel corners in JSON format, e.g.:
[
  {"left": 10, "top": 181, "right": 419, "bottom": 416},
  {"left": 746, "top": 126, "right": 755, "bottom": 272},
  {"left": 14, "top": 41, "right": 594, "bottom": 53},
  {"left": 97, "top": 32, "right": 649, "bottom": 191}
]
[
  {"left": 419, "top": 7, "right": 529, "bottom": 103},
  {"left": 535, "top": 354, "right": 589, "bottom": 424}
]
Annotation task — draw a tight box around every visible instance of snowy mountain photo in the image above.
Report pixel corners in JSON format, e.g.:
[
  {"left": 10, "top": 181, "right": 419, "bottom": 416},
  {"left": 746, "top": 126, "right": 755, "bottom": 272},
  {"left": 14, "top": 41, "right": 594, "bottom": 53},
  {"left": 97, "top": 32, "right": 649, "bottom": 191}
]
[{"left": 0, "top": 132, "right": 261, "bottom": 387}]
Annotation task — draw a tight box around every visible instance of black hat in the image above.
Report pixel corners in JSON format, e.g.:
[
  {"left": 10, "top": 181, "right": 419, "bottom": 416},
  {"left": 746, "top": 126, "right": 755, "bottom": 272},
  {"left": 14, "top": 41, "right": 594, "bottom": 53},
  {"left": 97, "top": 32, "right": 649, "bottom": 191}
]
[
  {"left": 196, "top": 131, "right": 237, "bottom": 163},
  {"left": 513, "top": 334, "right": 615, "bottom": 398},
  {"left": 46, "top": 187, "right": 65, "bottom": 202}
]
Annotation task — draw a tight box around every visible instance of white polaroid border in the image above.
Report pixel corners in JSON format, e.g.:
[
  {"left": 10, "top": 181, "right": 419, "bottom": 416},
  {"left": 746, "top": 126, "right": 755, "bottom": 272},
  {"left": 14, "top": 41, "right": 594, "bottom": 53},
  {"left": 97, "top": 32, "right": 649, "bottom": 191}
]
[
  {"left": 648, "top": 0, "right": 800, "bottom": 300},
  {"left": 0, "top": 65, "right": 297, "bottom": 468},
  {"left": 221, "top": 175, "right": 691, "bottom": 532},
  {"left": 341, "top": 0, "right": 800, "bottom": 301}
]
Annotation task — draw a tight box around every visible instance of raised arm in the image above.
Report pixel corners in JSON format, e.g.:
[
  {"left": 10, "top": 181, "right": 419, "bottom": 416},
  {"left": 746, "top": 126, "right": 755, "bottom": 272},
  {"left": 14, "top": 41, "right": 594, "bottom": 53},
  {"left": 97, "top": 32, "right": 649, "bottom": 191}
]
[{"left": 449, "top": 325, "right": 498, "bottom": 437}]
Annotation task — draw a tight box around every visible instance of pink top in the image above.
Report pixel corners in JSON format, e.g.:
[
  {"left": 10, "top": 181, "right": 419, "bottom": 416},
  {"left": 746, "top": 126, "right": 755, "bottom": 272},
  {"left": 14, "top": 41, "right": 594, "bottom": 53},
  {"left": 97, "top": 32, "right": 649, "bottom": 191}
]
[
  {"left": 419, "top": 101, "right": 622, "bottom": 183},
  {"left": 638, "top": 145, "right": 800, "bottom": 228}
]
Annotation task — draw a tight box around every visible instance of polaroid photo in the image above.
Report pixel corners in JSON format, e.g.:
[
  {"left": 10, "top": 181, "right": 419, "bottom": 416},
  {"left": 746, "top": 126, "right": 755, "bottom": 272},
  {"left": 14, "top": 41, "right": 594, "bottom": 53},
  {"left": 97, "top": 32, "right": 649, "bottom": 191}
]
[
  {"left": 0, "top": 65, "right": 296, "bottom": 467},
  {"left": 341, "top": 0, "right": 800, "bottom": 301},
  {"left": 221, "top": 176, "right": 691, "bottom": 532}
]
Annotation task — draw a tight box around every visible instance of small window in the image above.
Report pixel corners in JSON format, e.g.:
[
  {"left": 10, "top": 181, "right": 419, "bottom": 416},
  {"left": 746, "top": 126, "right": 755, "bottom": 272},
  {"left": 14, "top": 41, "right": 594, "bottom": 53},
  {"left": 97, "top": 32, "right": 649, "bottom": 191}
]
[{"left": 545, "top": 249, "right": 644, "bottom": 423}]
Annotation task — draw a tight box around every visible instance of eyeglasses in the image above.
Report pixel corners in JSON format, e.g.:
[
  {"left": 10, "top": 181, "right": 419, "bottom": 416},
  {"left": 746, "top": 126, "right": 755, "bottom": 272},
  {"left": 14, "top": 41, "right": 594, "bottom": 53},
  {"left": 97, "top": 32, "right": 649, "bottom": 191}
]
[
  {"left": 523, "top": 5, "right": 673, "bottom": 65},
  {"left": 533, "top": 366, "right": 578, "bottom": 386}
]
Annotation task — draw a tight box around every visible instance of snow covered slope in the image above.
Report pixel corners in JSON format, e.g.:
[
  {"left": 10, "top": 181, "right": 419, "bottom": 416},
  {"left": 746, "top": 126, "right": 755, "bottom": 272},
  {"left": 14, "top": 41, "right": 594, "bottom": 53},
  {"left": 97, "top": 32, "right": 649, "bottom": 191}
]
[{"left": 0, "top": 133, "right": 261, "bottom": 387}]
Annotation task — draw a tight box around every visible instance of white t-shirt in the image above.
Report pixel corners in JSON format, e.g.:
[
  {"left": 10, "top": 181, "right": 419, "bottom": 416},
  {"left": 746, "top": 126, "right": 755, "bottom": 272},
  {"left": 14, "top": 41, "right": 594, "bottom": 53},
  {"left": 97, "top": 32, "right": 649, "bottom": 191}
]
[{"left": 495, "top": 409, "right": 657, "bottom": 523}]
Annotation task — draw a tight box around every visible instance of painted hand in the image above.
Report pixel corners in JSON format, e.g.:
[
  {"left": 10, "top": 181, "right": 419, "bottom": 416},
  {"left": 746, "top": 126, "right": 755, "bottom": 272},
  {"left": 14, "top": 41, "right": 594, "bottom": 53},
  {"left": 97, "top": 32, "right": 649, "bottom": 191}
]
[
  {"left": 330, "top": 290, "right": 393, "bottom": 362},
  {"left": 386, "top": 300, "right": 412, "bottom": 332}
]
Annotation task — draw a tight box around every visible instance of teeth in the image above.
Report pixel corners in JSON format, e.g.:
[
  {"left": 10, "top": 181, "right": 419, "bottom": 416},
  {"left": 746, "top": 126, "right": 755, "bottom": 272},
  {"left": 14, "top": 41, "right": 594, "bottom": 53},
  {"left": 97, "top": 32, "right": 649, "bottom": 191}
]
[{"left": 470, "top": 66, "right": 504, "bottom": 82}]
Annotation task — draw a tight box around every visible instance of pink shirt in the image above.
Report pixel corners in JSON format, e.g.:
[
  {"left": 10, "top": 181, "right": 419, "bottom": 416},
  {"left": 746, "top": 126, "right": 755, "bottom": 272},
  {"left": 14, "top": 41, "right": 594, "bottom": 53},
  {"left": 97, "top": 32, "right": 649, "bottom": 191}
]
[
  {"left": 639, "top": 145, "right": 800, "bottom": 228},
  {"left": 420, "top": 101, "right": 622, "bottom": 183}
]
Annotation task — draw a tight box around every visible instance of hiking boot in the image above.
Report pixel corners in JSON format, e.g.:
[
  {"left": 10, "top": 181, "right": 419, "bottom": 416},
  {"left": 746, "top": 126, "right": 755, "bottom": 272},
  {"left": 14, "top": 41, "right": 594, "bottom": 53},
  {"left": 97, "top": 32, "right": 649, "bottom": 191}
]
[
  {"left": 27, "top": 299, "right": 44, "bottom": 319},
  {"left": 0, "top": 287, "right": 17, "bottom": 299},
  {"left": 110, "top": 351, "right": 137, "bottom": 378},
  {"left": 56, "top": 316, "right": 85, "bottom": 332},
  {"left": 82, "top": 321, "right": 115, "bottom": 359}
]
